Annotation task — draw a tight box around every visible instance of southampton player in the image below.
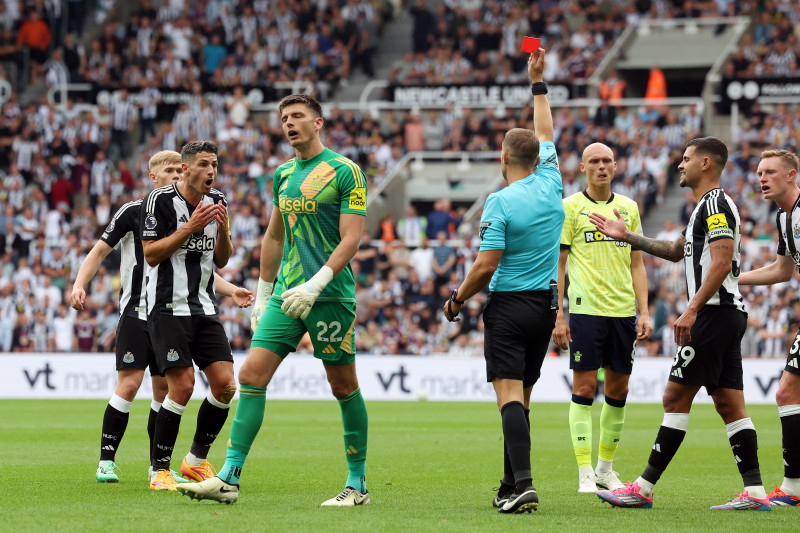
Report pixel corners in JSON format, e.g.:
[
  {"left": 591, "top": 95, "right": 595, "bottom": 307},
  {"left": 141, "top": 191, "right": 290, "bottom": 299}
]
[
  {"left": 739, "top": 149, "right": 800, "bottom": 506},
  {"left": 179, "top": 94, "right": 369, "bottom": 506},
  {"left": 553, "top": 142, "right": 652, "bottom": 493},
  {"left": 141, "top": 141, "right": 239, "bottom": 491},
  {"left": 443, "top": 50, "right": 562, "bottom": 514},
  {"left": 71, "top": 150, "right": 252, "bottom": 484},
  {"left": 591, "top": 137, "right": 770, "bottom": 511}
]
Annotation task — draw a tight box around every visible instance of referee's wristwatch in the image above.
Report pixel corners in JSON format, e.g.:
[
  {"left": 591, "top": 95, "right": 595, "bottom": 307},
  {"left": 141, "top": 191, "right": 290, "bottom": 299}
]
[{"left": 450, "top": 290, "right": 464, "bottom": 305}]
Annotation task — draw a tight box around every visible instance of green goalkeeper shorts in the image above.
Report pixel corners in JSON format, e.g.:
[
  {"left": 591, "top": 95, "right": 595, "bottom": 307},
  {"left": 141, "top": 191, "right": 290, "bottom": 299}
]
[{"left": 251, "top": 296, "right": 357, "bottom": 365}]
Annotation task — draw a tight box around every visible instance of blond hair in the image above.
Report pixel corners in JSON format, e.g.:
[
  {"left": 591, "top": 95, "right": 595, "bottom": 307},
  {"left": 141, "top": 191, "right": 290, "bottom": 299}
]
[
  {"left": 760, "top": 149, "right": 799, "bottom": 171},
  {"left": 148, "top": 150, "right": 182, "bottom": 174}
]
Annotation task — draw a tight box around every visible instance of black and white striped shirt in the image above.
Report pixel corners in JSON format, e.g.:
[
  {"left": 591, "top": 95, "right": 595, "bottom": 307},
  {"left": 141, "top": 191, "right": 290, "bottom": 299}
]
[
  {"left": 100, "top": 200, "right": 147, "bottom": 320},
  {"left": 683, "top": 188, "right": 745, "bottom": 311},
  {"left": 776, "top": 195, "right": 800, "bottom": 269},
  {"left": 140, "top": 184, "right": 228, "bottom": 317},
  {"left": 111, "top": 98, "right": 136, "bottom": 131}
]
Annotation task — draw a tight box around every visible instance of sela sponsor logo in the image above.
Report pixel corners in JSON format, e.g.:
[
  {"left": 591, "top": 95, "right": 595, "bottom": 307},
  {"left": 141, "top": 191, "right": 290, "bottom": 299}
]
[
  {"left": 166, "top": 349, "right": 180, "bottom": 361},
  {"left": 279, "top": 195, "right": 318, "bottom": 214},
  {"left": 181, "top": 234, "right": 215, "bottom": 251},
  {"left": 348, "top": 187, "right": 366, "bottom": 210},
  {"left": 584, "top": 231, "right": 628, "bottom": 247},
  {"left": 122, "top": 352, "right": 134, "bottom": 363}
]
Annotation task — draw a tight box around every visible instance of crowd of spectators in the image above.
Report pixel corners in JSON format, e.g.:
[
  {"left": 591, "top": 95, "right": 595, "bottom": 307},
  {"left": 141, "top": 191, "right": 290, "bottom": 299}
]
[
  {"left": 723, "top": 3, "right": 800, "bottom": 79},
  {"left": 1, "top": 0, "right": 800, "bottom": 358}
]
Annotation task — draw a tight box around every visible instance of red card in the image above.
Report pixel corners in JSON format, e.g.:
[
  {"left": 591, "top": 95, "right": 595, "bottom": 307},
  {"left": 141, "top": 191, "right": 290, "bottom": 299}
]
[{"left": 520, "top": 37, "right": 541, "bottom": 54}]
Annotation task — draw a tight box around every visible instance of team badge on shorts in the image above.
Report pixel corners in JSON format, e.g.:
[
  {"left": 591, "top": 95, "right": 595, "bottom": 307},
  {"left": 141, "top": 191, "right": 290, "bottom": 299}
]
[
  {"left": 122, "top": 351, "right": 134, "bottom": 363},
  {"left": 573, "top": 351, "right": 582, "bottom": 362},
  {"left": 167, "top": 349, "right": 179, "bottom": 361}
]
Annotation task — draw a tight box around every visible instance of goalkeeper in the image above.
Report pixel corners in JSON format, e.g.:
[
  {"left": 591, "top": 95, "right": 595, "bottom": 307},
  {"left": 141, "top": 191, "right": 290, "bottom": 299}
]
[{"left": 179, "top": 94, "right": 369, "bottom": 506}]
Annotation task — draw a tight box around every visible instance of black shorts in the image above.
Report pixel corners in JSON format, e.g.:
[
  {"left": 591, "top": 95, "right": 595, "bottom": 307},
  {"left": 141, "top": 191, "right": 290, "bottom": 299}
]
[
  {"left": 668, "top": 306, "right": 746, "bottom": 393},
  {"left": 568, "top": 314, "right": 636, "bottom": 374},
  {"left": 785, "top": 328, "right": 800, "bottom": 376},
  {"left": 148, "top": 313, "right": 233, "bottom": 375},
  {"left": 116, "top": 314, "right": 160, "bottom": 375},
  {"left": 482, "top": 290, "right": 557, "bottom": 388}
]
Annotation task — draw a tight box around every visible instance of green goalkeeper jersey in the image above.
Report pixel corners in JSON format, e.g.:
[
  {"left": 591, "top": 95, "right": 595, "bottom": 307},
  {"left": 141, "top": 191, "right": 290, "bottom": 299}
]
[{"left": 272, "top": 147, "right": 367, "bottom": 303}]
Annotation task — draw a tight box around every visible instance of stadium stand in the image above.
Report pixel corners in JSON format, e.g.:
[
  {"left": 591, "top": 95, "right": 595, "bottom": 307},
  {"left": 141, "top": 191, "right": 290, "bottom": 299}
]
[{"left": 1, "top": 0, "right": 800, "bottom": 359}]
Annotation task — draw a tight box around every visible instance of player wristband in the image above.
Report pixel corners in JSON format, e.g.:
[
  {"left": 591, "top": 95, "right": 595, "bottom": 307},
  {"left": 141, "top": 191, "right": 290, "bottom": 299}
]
[
  {"left": 450, "top": 290, "right": 464, "bottom": 305},
  {"left": 531, "top": 82, "right": 548, "bottom": 95}
]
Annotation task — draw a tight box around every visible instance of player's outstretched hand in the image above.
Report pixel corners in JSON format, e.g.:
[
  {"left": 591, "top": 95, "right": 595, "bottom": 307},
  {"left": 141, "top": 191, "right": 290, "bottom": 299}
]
[
  {"left": 280, "top": 266, "right": 334, "bottom": 321},
  {"left": 528, "top": 47, "right": 546, "bottom": 83},
  {"left": 552, "top": 314, "right": 572, "bottom": 350},
  {"left": 185, "top": 202, "right": 218, "bottom": 233},
  {"left": 589, "top": 208, "right": 628, "bottom": 242},
  {"left": 232, "top": 287, "right": 254, "bottom": 308},
  {"left": 69, "top": 287, "right": 86, "bottom": 311},
  {"left": 250, "top": 278, "right": 273, "bottom": 331}
]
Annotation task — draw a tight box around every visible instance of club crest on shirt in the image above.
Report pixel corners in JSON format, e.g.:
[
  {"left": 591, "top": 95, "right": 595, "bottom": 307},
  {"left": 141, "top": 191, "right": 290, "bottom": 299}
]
[{"left": 793, "top": 223, "right": 800, "bottom": 238}]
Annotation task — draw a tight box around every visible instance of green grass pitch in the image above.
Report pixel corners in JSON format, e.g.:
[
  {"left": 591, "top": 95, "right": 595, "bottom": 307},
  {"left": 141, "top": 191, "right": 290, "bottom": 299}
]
[{"left": 2, "top": 399, "right": 795, "bottom": 532}]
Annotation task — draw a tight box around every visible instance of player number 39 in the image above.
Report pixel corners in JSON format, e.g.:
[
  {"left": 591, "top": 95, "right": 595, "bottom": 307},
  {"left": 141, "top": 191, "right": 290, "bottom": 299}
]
[{"left": 673, "top": 346, "right": 696, "bottom": 368}]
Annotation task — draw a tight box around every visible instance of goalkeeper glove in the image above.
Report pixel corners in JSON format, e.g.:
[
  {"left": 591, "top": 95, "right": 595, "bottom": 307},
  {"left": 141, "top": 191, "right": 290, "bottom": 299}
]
[
  {"left": 250, "top": 278, "right": 274, "bottom": 331},
  {"left": 280, "top": 266, "right": 334, "bottom": 320}
]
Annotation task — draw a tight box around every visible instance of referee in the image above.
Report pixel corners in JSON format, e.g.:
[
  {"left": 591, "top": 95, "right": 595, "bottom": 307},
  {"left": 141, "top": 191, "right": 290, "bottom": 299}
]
[{"left": 443, "top": 48, "right": 564, "bottom": 514}]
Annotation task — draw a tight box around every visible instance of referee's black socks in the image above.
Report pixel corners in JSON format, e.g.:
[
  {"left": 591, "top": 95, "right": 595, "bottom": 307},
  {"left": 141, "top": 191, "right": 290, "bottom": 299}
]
[
  {"left": 500, "top": 401, "right": 532, "bottom": 492},
  {"left": 502, "top": 408, "right": 530, "bottom": 487}
]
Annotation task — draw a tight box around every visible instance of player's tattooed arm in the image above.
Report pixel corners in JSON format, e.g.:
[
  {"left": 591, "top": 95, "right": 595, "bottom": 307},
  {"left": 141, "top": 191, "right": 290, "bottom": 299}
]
[{"left": 625, "top": 233, "right": 685, "bottom": 263}]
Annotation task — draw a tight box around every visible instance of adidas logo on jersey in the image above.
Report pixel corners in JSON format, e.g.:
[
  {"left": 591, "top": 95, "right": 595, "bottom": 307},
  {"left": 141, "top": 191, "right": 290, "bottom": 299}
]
[
  {"left": 122, "top": 352, "right": 134, "bottom": 363},
  {"left": 181, "top": 234, "right": 215, "bottom": 251},
  {"left": 179, "top": 214, "right": 188, "bottom": 224}
]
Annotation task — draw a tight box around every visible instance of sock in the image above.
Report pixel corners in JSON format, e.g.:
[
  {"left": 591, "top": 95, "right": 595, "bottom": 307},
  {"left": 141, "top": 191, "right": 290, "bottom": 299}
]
[
  {"left": 726, "top": 417, "right": 765, "bottom": 499},
  {"left": 188, "top": 392, "right": 231, "bottom": 463},
  {"left": 569, "top": 395, "right": 593, "bottom": 470},
  {"left": 640, "top": 412, "right": 689, "bottom": 491},
  {"left": 501, "top": 401, "right": 531, "bottom": 493},
  {"left": 779, "top": 405, "right": 800, "bottom": 489},
  {"left": 597, "top": 396, "right": 626, "bottom": 472},
  {"left": 502, "top": 408, "right": 530, "bottom": 486},
  {"left": 151, "top": 396, "right": 185, "bottom": 471},
  {"left": 218, "top": 385, "right": 266, "bottom": 485},
  {"left": 148, "top": 400, "right": 161, "bottom": 463},
  {"left": 100, "top": 394, "right": 132, "bottom": 462},
  {"left": 339, "top": 388, "right": 368, "bottom": 493}
]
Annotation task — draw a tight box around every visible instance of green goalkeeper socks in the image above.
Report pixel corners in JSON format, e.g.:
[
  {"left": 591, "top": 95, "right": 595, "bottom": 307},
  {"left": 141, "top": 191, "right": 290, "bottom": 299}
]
[
  {"left": 218, "top": 385, "right": 267, "bottom": 485},
  {"left": 339, "top": 388, "right": 368, "bottom": 493}
]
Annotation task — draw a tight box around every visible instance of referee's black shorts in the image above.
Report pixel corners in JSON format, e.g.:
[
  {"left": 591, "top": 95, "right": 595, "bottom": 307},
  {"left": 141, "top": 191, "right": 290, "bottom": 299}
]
[{"left": 482, "top": 290, "right": 556, "bottom": 388}]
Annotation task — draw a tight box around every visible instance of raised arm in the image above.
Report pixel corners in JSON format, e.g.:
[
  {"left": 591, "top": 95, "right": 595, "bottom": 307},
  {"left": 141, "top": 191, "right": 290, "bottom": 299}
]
[{"left": 529, "top": 49, "right": 553, "bottom": 143}]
